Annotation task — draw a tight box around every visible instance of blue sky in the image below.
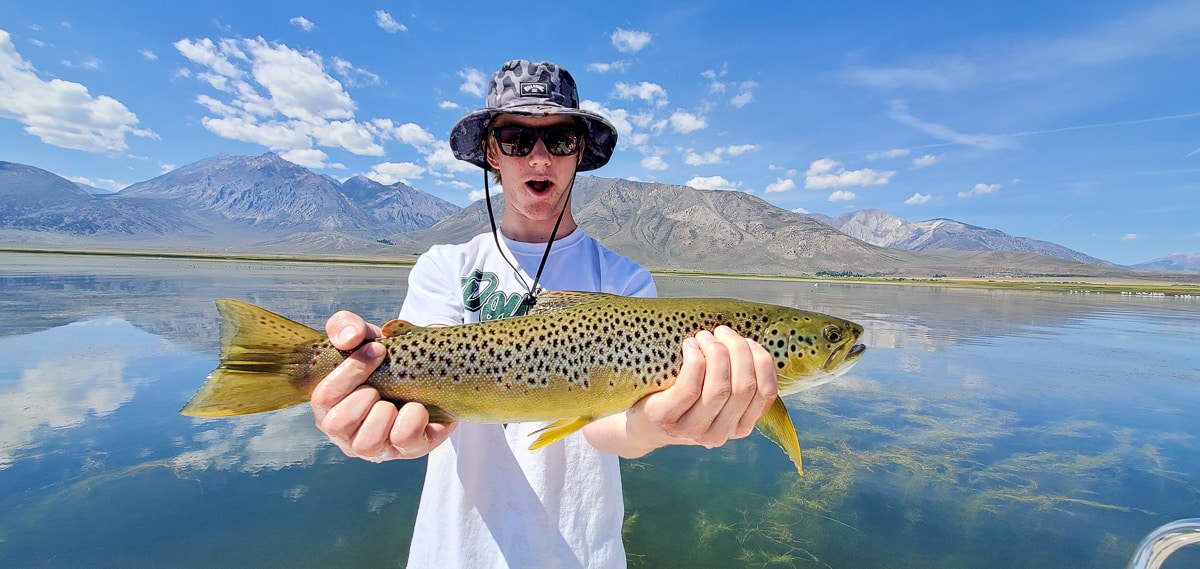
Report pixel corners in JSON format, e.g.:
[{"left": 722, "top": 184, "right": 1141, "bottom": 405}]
[{"left": 1, "top": 1, "right": 1197, "bottom": 265}]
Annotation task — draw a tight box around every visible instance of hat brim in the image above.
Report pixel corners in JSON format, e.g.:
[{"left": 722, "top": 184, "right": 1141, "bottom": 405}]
[{"left": 450, "top": 107, "right": 618, "bottom": 172}]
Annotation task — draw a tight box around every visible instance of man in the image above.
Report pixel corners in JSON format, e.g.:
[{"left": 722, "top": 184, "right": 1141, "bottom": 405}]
[{"left": 310, "top": 60, "right": 778, "bottom": 568}]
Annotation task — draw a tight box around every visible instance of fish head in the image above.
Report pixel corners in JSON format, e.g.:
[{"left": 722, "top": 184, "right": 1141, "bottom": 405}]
[{"left": 760, "top": 308, "right": 866, "bottom": 396}]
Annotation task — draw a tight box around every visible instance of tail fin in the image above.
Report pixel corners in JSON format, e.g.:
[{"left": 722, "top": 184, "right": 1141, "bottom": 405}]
[
  {"left": 755, "top": 397, "right": 805, "bottom": 475},
  {"left": 180, "top": 299, "right": 325, "bottom": 417}
]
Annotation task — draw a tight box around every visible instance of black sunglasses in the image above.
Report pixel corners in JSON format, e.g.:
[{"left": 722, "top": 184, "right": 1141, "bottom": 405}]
[{"left": 490, "top": 125, "right": 582, "bottom": 157}]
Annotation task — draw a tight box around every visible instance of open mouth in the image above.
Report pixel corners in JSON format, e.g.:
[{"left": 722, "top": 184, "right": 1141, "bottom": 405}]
[
  {"left": 823, "top": 342, "right": 868, "bottom": 372},
  {"left": 526, "top": 179, "right": 551, "bottom": 193}
]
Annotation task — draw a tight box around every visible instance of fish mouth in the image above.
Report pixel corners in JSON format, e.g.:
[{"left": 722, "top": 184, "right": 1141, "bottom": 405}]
[{"left": 822, "top": 342, "right": 867, "bottom": 373}]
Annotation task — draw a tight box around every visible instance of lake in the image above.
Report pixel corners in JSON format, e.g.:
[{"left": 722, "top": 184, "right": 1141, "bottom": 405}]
[{"left": 1, "top": 252, "right": 1198, "bottom": 568}]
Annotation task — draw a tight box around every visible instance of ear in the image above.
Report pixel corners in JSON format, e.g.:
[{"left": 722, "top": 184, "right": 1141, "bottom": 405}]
[{"left": 484, "top": 139, "right": 500, "bottom": 170}]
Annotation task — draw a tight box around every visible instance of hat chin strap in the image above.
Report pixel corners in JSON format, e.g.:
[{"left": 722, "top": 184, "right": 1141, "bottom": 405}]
[{"left": 483, "top": 168, "right": 578, "bottom": 314}]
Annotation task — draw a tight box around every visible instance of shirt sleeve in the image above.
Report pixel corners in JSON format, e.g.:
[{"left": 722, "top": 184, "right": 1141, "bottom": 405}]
[{"left": 398, "top": 246, "right": 465, "bottom": 326}]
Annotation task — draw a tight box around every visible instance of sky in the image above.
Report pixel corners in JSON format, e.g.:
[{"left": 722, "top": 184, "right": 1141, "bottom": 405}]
[{"left": 0, "top": 1, "right": 1197, "bottom": 265}]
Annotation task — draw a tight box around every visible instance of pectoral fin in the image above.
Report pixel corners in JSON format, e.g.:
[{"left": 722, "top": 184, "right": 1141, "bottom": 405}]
[
  {"left": 528, "top": 417, "right": 594, "bottom": 450},
  {"left": 755, "top": 397, "right": 804, "bottom": 475}
]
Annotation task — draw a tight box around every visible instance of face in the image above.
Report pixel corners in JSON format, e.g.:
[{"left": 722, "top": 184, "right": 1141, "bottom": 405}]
[{"left": 485, "top": 114, "right": 584, "bottom": 242}]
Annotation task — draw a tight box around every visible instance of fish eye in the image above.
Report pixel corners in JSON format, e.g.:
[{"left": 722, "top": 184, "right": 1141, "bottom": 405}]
[{"left": 822, "top": 325, "right": 843, "bottom": 343}]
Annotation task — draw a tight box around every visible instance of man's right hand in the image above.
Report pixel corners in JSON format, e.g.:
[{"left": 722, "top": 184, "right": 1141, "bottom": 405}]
[{"left": 310, "top": 310, "right": 456, "bottom": 462}]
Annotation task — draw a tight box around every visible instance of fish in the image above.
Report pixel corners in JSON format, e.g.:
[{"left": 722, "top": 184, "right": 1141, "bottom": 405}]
[{"left": 180, "top": 291, "right": 866, "bottom": 474}]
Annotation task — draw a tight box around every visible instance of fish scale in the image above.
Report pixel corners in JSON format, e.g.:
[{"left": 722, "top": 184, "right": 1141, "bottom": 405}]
[{"left": 181, "top": 290, "right": 866, "bottom": 474}]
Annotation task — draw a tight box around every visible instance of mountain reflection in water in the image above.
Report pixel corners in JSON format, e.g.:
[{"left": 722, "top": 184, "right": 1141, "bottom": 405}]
[{"left": 1, "top": 253, "right": 1198, "bottom": 568}]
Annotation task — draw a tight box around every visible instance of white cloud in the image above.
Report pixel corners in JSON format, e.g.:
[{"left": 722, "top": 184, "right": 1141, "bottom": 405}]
[
  {"left": 730, "top": 81, "right": 757, "bottom": 107},
  {"left": 613, "top": 81, "right": 668, "bottom": 107},
  {"left": 176, "top": 35, "right": 404, "bottom": 167},
  {"left": 905, "top": 192, "right": 932, "bottom": 205},
  {"left": 0, "top": 30, "right": 156, "bottom": 152},
  {"left": 829, "top": 190, "right": 858, "bottom": 202},
  {"left": 686, "top": 175, "right": 741, "bottom": 192},
  {"left": 468, "top": 182, "right": 503, "bottom": 202},
  {"left": 375, "top": 10, "right": 407, "bottom": 33},
  {"left": 912, "top": 154, "right": 938, "bottom": 168},
  {"left": 138, "top": 49, "right": 157, "bottom": 61},
  {"left": 331, "top": 56, "right": 380, "bottom": 87},
  {"left": 1121, "top": 233, "right": 1139, "bottom": 241},
  {"left": 439, "top": 100, "right": 460, "bottom": 110},
  {"left": 367, "top": 161, "right": 425, "bottom": 185},
  {"left": 611, "top": 28, "right": 651, "bottom": 53},
  {"left": 792, "top": 207, "right": 810, "bottom": 214},
  {"left": 958, "top": 182, "right": 1001, "bottom": 198},
  {"left": 580, "top": 100, "right": 634, "bottom": 140},
  {"left": 765, "top": 178, "right": 797, "bottom": 193},
  {"left": 669, "top": 110, "right": 707, "bottom": 133},
  {"left": 682, "top": 144, "right": 757, "bottom": 166},
  {"left": 588, "top": 60, "right": 630, "bottom": 73},
  {"left": 641, "top": 155, "right": 668, "bottom": 170},
  {"left": 769, "top": 164, "right": 798, "bottom": 177},
  {"left": 867, "top": 148, "right": 910, "bottom": 160},
  {"left": 458, "top": 67, "right": 486, "bottom": 97},
  {"left": 804, "top": 158, "right": 894, "bottom": 190},
  {"left": 424, "top": 140, "right": 476, "bottom": 177},
  {"left": 369, "top": 119, "right": 434, "bottom": 149},
  {"left": 890, "top": 100, "right": 1014, "bottom": 150},
  {"left": 290, "top": 16, "right": 315, "bottom": 31},
  {"left": 725, "top": 144, "right": 758, "bottom": 156}
]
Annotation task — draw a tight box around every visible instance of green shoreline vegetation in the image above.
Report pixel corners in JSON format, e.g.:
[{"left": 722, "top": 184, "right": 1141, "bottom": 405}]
[{"left": 4, "top": 246, "right": 1200, "bottom": 297}]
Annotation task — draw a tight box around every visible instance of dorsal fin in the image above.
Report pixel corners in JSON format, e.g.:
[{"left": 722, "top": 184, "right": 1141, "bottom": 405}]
[
  {"left": 381, "top": 319, "right": 426, "bottom": 337},
  {"left": 526, "top": 290, "right": 616, "bottom": 316}
]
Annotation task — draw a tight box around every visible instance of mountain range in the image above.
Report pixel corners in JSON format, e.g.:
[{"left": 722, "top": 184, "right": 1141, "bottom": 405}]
[{"left": 1, "top": 153, "right": 1196, "bottom": 279}]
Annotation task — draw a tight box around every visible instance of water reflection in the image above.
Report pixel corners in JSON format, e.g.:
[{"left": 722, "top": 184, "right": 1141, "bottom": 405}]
[{"left": 1, "top": 254, "right": 1198, "bottom": 568}]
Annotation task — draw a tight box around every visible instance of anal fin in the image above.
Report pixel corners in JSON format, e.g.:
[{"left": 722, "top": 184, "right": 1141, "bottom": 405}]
[{"left": 528, "top": 417, "right": 594, "bottom": 450}]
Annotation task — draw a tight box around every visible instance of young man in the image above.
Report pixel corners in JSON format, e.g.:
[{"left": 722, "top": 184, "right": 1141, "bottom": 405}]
[{"left": 310, "top": 60, "right": 779, "bottom": 568}]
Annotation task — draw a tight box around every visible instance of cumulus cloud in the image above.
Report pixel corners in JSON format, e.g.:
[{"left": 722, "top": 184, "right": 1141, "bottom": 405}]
[
  {"left": 331, "top": 56, "right": 380, "bottom": 87},
  {"left": 588, "top": 60, "right": 630, "bottom": 73},
  {"left": 367, "top": 161, "right": 425, "bottom": 185},
  {"left": 174, "top": 35, "right": 406, "bottom": 168},
  {"left": 611, "top": 28, "right": 651, "bottom": 53},
  {"left": 458, "top": 67, "right": 486, "bottom": 97},
  {"left": 730, "top": 81, "right": 757, "bottom": 107},
  {"left": 290, "top": 16, "right": 315, "bottom": 31},
  {"left": 905, "top": 192, "right": 932, "bottom": 205},
  {"left": 641, "top": 155, "right": 668, "bottom": 170},
  {"left": 613, "top": 81, "right": 668, "bottom": 107},
  {"left": 682, "top": 144, "right": 758, "bottom": 166},
  {"left": 669, "top": 110, "right": 707, "bottom": 133},
  {"left": 1121, "top": 233, "right": 1139, "bottom": 241},
  {"left": 912, "top": 154, "right": 938, "bottom": 168},
  {"left": 958, "top": 182, "right": 1000, "bottom": 198},
  {"left": 0, "top": 30, "right": 156, "bottom": 152},
  {"left": 804, "top": 158, "right": 895, "bottom": 190},
  {"left": 375, "top": 10, "right": 407, "bottom": 33},
  {"left": 686, "top": 175, "right": 741, "bottom": 192},
  {"left": 829, "top": 190, "right": 857, "bottom": 202},
  {"left": 765, "top": 178, "right": 797, "bottom": 193}
]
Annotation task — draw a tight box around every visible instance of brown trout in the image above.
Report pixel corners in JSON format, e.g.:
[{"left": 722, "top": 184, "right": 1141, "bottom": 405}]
[{"left": 181, "top": 291, "right": 866, "bottom": 474}]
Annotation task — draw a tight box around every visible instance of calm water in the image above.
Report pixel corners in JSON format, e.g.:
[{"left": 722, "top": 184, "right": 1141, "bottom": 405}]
[{"left": 1, "top": 252, "right": 1198, "bottom": 568}]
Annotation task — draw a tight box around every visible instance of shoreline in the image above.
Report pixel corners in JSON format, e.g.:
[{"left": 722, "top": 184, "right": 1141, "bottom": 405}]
[{"left": 4, "top": 246, "right": 1199, "bottom": 297}]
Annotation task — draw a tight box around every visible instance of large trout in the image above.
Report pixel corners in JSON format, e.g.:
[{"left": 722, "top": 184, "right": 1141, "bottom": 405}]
[{"left": 181, "top": 291, "right": 866, "bottom": 474}]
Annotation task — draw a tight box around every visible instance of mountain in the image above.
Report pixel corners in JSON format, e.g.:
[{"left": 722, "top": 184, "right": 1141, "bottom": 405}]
[
  {"left": 813, "top": 209, "right": 1117, "bottom": 267},
  {"left": 339, "top": 175, "right": 460, "bottom": 232},
  {"left": 1129, "top": 253, "right": 1200, "bottom": 273},
  {"left": 409, "top": 177, "right": 1138, "bottom": 279},
  {"left": 118, "top": 153, "right": 390, "bottom": 238},
  {"left": 0, "top": 161, "right": 205, "bottom": 237}
]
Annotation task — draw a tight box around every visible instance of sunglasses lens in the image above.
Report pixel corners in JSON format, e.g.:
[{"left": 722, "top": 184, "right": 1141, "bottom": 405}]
[{"left": 493, "top": 126, "right": 580, "bottom": 157}]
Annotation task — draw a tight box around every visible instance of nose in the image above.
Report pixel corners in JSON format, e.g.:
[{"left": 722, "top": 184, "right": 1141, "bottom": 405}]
[{"left": 526, "top": 137, "right": 552, "bottom": 166}]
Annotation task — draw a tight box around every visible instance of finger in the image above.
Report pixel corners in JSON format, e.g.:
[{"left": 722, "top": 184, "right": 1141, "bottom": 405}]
[
  {"left": 734, "top": 338, "right": 779, "bottom": 438},
  {"left": 390, "top": 403, "right": 458, "bottom": 458},
  {"left": 672, "top": 330, "right": 733, "bottom": 446},
  {"left": 699, "top": 327, "right": 760, "bottom": 444},
  {"left": 650, "top": 335, "right": 706, "bottom": 425},
  {"left": 319, "top": 384, "right": 382, "bottom": 441},
  {"left": 310, "top": 341, "right": 385, "bottom": 422},
  {"left": 325, "top": 310, "right": 372, "bottom": 350},
  {"left": 349, "top": 399, "right": 400, "bottom": 460}
]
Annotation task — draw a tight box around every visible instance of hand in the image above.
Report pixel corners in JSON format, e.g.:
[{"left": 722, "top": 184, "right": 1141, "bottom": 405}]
[
  {"left": 626, "top": 326, "right": 778, "bottom": 451},
  {"left": 310, "top": 310, "right": 456, "bottom": 462}
]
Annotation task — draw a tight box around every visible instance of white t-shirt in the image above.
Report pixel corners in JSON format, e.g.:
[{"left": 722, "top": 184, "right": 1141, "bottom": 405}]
[{"left": 400, "top": 228, "right": 657, "bottom": 569}]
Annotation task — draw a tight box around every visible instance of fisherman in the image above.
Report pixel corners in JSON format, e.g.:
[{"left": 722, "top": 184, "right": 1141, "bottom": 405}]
[{"left": 310, "top": 60, "right": 779, "bottom": 568}]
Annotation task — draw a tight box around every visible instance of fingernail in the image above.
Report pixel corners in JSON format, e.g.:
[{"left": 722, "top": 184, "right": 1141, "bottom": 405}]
[
  {"left": 684, "top": 337, "right": 699, "bottom": 350},
  {"left": 337, "top": 327, "right": 357, "bottom": 345},
  {"left": 364, "top": 341, "right": 384, "bottom": 358}
]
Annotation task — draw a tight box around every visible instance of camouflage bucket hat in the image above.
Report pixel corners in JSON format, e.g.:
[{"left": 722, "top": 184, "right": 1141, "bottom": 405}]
[{"left": 450, "top": 60, "right": 618, "bottom": 172}]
